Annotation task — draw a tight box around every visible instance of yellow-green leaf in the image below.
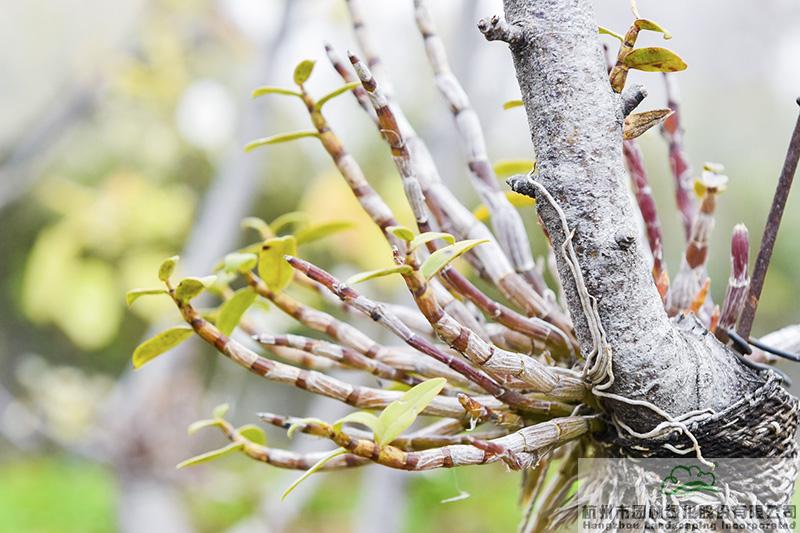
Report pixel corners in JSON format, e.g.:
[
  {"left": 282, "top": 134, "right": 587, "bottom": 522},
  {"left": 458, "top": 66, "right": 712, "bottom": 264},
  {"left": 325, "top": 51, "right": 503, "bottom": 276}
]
[
  {"left": 213, "top": 403, "right": 230, "bottom": 419},
  {"left": 409, "top": 231, "right": 455, "bottom": 251},
  {"left": 420, "top": 239, "right": 488, "bottom": 280},
  {"left": 223, "top": 253, "right": 258, "bottom": 274},
  {"left": 258, "top": 236, "right": 297, "bottom": 293},
  {"left": 295, "top": 221, "right": 353, "bottom": 245},
  {"left": 238, "top": 424, "right": 267, "bottom": 445},
  {"left": 132, "top": 325, "right": 194, "bottom": 369},
  {"left": 502, "top": 99, "right": 523, "bottom": 110},
  {"left": 472, "top": 191, "right": 536, "bottom": 221},
  {"left": 598, "top": 26, "right": 624, "bottom": 42},
  {"left": 293, "top": 59, "right": 316, "bottom": 86},
  {"left": 314, "top": 82, "right": 361, "bottom": 110},
  {"left": 282, "top": 448, "right": 346, "bottom": 500},
  {"left": 386, "top": 225, "right": 415, "bottom": 242},
  {"left": 251, "top": 86, "right": 302, "bottom": 98},
  {"left": 346, "top": 265, "right": 412, "bottom": 285},
  {"left": 187, "top": 419, "right": 223, "bottom": 435},
  {"left": 374, "top": 378, "right": 447, "bottom": 447},
  {"left": 493, "top": 159, "right": 536, "bottom": 177},
  {"left": 217, "top": 287, "right": 257, "bottom": 335},
  {"left": 287, "top": 417, "right": 327, "bottom": 439},
  {"left": 269, "top": 211, "right": 310, "bottom": 234},
  {"left": 634, "top": 19, "right": 671, "bottom": 39},
  {"left": 245, "top": 131, "right": 320, "bottom": 152},
  {"left": 623, "top": 109, "right": 673, "bottom": 140},
  {"left": 126, "top": 288, "right": 168, "bottom": 306},
  {"left": 159, "top": 256, "right": 179, "bottom": 282},
  {"left": 241, "top": 217, "right": 273, "bottom": 239},
  {"left": 333, "top": 411, "right": 380, "bottom": 434},
  {"left": 623, "top": 47, "right": 687, "bottom": 72},
  {"left": 174, "top": 276, "right": 217, "bottom": 303},
  {"left": 176, "top": 442, "right": 243, "bottom": 469}
]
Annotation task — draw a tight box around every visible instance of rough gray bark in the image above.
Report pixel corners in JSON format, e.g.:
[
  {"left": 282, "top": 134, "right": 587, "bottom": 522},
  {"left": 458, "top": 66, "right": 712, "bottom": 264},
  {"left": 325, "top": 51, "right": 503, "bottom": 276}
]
[{"left": 494, "top": 0, "right": 760, "bottom": 430}]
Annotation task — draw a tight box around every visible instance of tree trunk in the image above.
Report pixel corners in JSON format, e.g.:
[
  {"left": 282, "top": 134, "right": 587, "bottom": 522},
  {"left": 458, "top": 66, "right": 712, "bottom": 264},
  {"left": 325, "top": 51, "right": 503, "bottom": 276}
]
[{"left": 497, "top": 0, "right": 791, "bottom": 443}]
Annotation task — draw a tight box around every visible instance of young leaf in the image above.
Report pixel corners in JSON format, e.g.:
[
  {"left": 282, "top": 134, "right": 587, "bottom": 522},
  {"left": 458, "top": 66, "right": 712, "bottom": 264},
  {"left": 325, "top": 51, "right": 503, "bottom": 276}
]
[
  {"left": 258, "top": 236, "right": 297, "bottom": 293},
  {"left": 598, "top": 26, "right": 624, "bottom": 42},
  {"left": 386, "top": 225, "right": 415, "bottom": 242},
  {"left": 174, "top": 276, "right": 217, "bottom": 303},
  {"left": 245, "top": 131, "right": 320, "bottom": 152},
  {"left": 346, "top": 265, "right": 412, "bottom": 285},
  {"left": 132, "top": 326, "right": 194, "bottom": 369},
  {"left": 126, "top": 288, "right": 168, "bottom": 306},
  {"left": 374, "top": 378, "right": 447, "bottom": 447},
  {"left": 314, "top": 81, "right": 362, "bottom": 110},
  {"left": 223, "top": 253, "right": 258, "bottom": 274},
  {"left": 502, "top": 99, "right": 523, "bottom": 110},
  {"left": 217, "top": 287, "right": 257, "bottom": 335},
  {"left": 473, "top": 192, "right": 535, "bottom": 221},
  {"left": 623, "top": 47, "right": 687, "bottom": 72},
  {"left": 240, "top": 217, "right": 273, "bottom": 239},
  {"left": 409, "top": 232, "right": 456, "bottom": 251},
  {"left": 282, "top": 448, "right": 346, "bottom": 501},
  {"left": 159, "top": 256, "right": 179, "bottom": 282},
  {"left": 213, "top": 403, "right": 230, "bottom": 419},
  {"left": 187, "top": 419, "right": 223, "bottom": 435},
  {"left": 251, "top": 86, "right": 302, "bottom": 98},
  {"left": 420, "top": 239, "right": 489, "bottom": 280},
  {"left": 295, "top": 221, "right": 353, "bottom": 245},
  {"left": 333, "top": 411, "right": 380, "bottom": 434},
  {"left": 623, "top": 109, "right": 673, "bottom": 140},
  {"left": 634, "top": 19, "right": 671, "bottom": 39},
  {"left": 176, "top": 442, "right": 243, "bottom": 469},
  {"left": 269, "top": 211, "right": 310, "bottom": 234},
  {"left": 493, "top": 159, "right": 536, "bottom": 177},
  {"left": 237, "top": 424, "right": 267, "bottom": 445},
  {"left": 293, "top": 59, "right": 316, "bottom": 86},
  {"left": 287, "top": 417, "right": 327, "bottom": 439}
]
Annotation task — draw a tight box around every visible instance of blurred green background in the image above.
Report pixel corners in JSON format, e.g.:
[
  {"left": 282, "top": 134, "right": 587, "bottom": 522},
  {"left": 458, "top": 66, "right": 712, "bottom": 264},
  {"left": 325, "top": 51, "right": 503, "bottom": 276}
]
[{"left": 1, "top": 0, "right": 799, "bottom": 531}]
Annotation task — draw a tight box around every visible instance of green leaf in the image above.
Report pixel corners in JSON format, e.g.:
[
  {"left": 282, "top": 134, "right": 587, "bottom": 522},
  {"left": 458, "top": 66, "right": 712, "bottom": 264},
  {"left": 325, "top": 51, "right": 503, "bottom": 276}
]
[
  {"left": 269, "top": 211, "right": 310, "bottom": 234},
  {"left": 251, "top": 86, "right": 302, "bottom": 98},
  {"left": 623, "top": 47, "right": 687, "bottom": 72},
  {"left": 159, "top": 256, "right": 179, "bottom": 282},
  {"left": 295, "top": 221, "right": 353, "bottom": 245},
  {"left": 174, "top": 276, "right": 217, "bottom": 303},
  {"left": 409, "top": 231, "right": 455, "bottom": 251},
  {"left": 245, "top": 131, "right": 320, "bottom": 152},
  {"left": 176, "top": 442, "right": 243, "bottom": 469},
  {"left": 473, "top": 192, "right": 535, "bottom": 221},
  {"left": 634, "top": 19, "right": 671, "bottom": 39},
  {"left": 223, "top": 253, "right": 258, "bottom": 274},
  {"left": 187, "top": 419, "right": 223, "bottom": 435},
  {"left": 493, "top": 159, "right": 536, "bottom": 177},
  {"left": 623, "top": 109, "right": 673, "bottom": 140},
  {"left": 126, "top": 288, "right": 168, "bottom": 306},
  {"left": 132, "top": 326, "right": 194, "bottom": 369},
  {"left": 241, "top": 217, "right": 273, "bottom": 239},
  {"left": 346, "top": 265, "right": 412, "bottom": 285},
  {"left": 287, "top": 417, "right": 327, "bottom": 439},
  {"left": 420, "top": 239, "right": 489, "bottom": 280},
  {"left": 238, "top": 424, "right": 267, "bottom": 445},
  {"left": 386, "top": 225, "right": 415, "bottom": 242},
  {"left": 314, "top": 82, "right": 361, "bottom": 110},
  {"left": 333, "top": 411, "right": 380, "bottom": 434},
  {"left": 282, "top": 448, "right": 346, "bottom": 500},
  {"left": 374, "top": 378, "right": 447, "bottom": 447},
  {"left": 217, "top": 287, "right": 257, "bottom": 335},
  {"left": 598, "top": 26, "right": 624, "bottom": 42},
  {"left": 293, "top": 59, "right": 316, "bottom": 85},
  {"left": 502, "top": 99, "right": 523, "bottom": 110},
  {"left": 213, "top": 403, "right": 230, "bottom": 419},
  {"left": 258, "top": 236, "right": 297, "bottom": 293}
]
